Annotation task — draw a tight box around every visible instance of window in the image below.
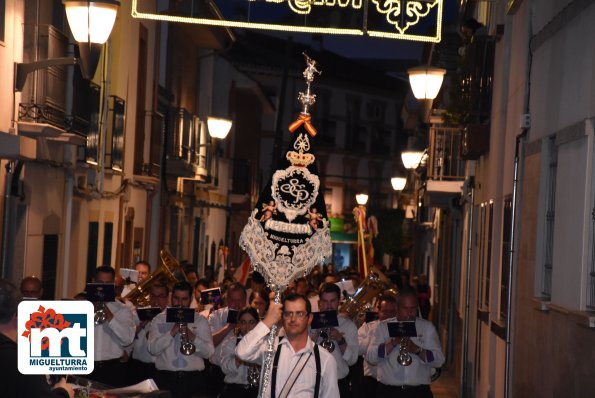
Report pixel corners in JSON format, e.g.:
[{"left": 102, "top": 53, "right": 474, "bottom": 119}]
[
  {"left": 0, "top": 0, "right": 5, "bottom": 43},
  {"left": 105, "top": 97, "right": 125, "bottom": 171},
  {"left": 85, "top": 84, "right": 101, "bottom": 165},
  {"left": 86, "top": 222, "right": 99, "bottom": 281},
  {"left": 500, "top": 196, "right": 513, "bottom": 320},
  {"left": 537, "top": 136, "right": 557, "bottom": 298},
  {"left": 589, "top": 207, "right": 595, "bottom": 309},
  {"left": 477, "top": 201, "right": 493, "bottom": 309},
  {"left": 103, "top": 222, "right": 113, "bottom": 266}
]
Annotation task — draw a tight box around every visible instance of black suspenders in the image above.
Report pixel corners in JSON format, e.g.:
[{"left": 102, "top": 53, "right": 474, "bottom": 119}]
[{"left": 271, "top": 338, "right": 321, "bottom": 398}]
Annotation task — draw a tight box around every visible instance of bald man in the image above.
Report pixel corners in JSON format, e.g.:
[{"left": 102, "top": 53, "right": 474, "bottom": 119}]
[{"left": 20, "top": 276, "right": 43, "bottom": 299}]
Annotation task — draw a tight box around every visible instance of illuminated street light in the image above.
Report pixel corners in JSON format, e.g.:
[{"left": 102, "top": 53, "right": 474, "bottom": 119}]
[
  {"left": 407, "top": 66, "right": 446, "bottom": 100},
  {"left": 207, "top": 117, "right": 233, "bottom": 139},
  {"left": 355, "top": 193, "right": 369, "bottom": 206},
  {"left": 391, "top": 177, "right": 407, "bottom": 191}
]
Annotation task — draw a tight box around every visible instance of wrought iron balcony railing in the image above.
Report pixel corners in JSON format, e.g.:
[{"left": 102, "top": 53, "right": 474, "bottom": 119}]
[{"left": 428, "top": 127, "right": 465, "bottom": 181}]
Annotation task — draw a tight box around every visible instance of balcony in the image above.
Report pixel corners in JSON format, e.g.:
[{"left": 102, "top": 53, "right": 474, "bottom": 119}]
[
  {"left": 461, "top": 35, "right": 497, "bottom": 124},
  {"left": 166, "top": 108, "right": 212, "bottom": 181},
  {"left": 17, "top": 24, "right": 89, "bottom": 146},
  {"left": 424, "top": 127, "right": 465, "bottom": 207}
]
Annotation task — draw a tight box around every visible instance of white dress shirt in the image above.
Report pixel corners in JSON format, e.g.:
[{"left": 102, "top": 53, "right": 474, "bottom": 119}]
[
  {"left": 366, "top": 317, "right": 445, "bottom": 386},
  {"left": 208, "top": 307, "right": 232, "bottom": 366},
  {"left": 94, "top": 300, "right": 136, "bottom": 361},
  {"left": 236, "top": 321, "right": 340, "bottom": 398},
  {"left": 220, "top": 333, "right": 253, "bottom": 385},
  {"left": 148, "top": 311, "right": 215, "bottom": 371},
  {"left": 357, "top": 320, "right": 380, "bottom": 377},
  {"left": 312, "top": 315, "right": 358, "bottom": 379}
]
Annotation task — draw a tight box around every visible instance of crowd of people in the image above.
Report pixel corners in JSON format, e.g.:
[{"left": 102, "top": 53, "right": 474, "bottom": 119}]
[{"left": 0, "top": 261, "right": 443, "bottom": 398}]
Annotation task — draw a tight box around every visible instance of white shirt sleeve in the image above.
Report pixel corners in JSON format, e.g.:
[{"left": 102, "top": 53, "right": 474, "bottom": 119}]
[
  {"left": 106, "top": 301, "right": 136, "bottom": 346},
  {"left": 235, "top": 321, "right": 270, "bottom": 364}
]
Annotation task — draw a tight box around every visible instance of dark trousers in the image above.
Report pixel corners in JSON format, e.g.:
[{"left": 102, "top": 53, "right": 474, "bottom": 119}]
[
  {"left": 89, "top": 358, "right": 128, "bottom": 388},
  {"left": 220, "top": 382, "right": 258, "bottom": 398},
  {"left": 126, "top": 358, "right": 156, "bottom": 385},
  {"left": 376, "top": 382, "right": 433, "bottom": 398},
  {"left": 155, "top": 369, "right": 206, "bottom": 398},
  {"left": 204, "top": 362, "right": 225, "bottom": 397},
  {"left": 339, "top": 377, "right": 351, "bottom": 397},
  {"left": 362, "top": 376, "right": 378, "bottom": 396}
]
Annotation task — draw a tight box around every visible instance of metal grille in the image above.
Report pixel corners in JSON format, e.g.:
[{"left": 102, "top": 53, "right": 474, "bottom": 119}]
[
  {"left": 500, "top": 197, "right": 513, "bottom": 320},
  {"left": 588, "top": 208, "right": 595, "bottom": 309},
  {"left": 428, "top": 127, "right": 465, "bottom": 180},
  {"left": 542, "top": 139, "right": 557, "bottom": 298}
]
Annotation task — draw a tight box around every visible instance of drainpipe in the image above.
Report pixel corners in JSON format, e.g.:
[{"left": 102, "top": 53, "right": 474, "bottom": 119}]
[
  {"left": 461, "top": 176, "right": 474, "bottom": 398},
  {"left": 1, "top": 162, "right": 15, "bottom": 280},
  {"left": 504, "top": 128, "right": 527, "bottom": 398},
  {"left": 61, "top": 42, "right": 76, "bottom": 298}
]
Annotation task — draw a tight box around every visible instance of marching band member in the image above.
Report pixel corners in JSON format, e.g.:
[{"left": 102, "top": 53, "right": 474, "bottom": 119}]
[
  {"left": 366, "top": 290, "right": 444, "bottom": 398},
  {"left": 313, "top": 282, "right": 359, "bottom": 397},
  {"left": 127, "top": 282, "right": 170, "bottom": 384},
  {"left": 357, "top": 294, "right": 397, "bottom": 395},
  {"left": 88, "top": 266, "right": 136, "bottom": 388},
  {"left": 236, "top": 293, "right": 340, "bottom": 398},
  {"left": 208, "top": 282, "right": 247, "bottom": 394},
  {"left": 148, "top": 281, "right": 214, "bottom": 398},
  {"left": 219, "top": 306, "right": 261, "bottom": 398}
]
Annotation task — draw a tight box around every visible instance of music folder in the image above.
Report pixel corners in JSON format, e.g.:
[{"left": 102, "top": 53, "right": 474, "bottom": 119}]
[
  {"left": 200, "top": 287, "right": 222, "bottom": 306},
  {"left": 311, "top": 310, "right": 339, "bottom": 330},
  {"left": 387, "top": 321, "right": 417, "bottom": 338},
  {"left": 226, "top": 309, "right": 239, "bottom": 324},
  {"left": 137, "top": 307, "right": 162, "bottom": 321},
  {"left": 166, "top": 307, "right": 195, "bottom": 323},
  {"left": 86, "top": 283, "right": 116, "bottom": 302},
  {"left": 365, "top": 311, "right": 379, "bottom": 323}
]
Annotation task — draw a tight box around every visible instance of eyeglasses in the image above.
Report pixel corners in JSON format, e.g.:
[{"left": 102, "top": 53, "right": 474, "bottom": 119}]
[{"left": 282, "top": 311, "right": 308, "bottom": 319}]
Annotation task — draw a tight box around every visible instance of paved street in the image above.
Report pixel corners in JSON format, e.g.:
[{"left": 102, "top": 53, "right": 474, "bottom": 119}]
[{"left": 432, "top": 367, "right": 459, "bottom": 398}]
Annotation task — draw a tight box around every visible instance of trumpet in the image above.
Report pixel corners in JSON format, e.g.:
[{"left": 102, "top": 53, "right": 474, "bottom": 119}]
[
  {"left": 94, "top": 289, "right": 107, "bottom": 325},
  {"left": 397, "top": 337, "right": 412, "bottom": 366},
  {"left": 319, "top": 328, "right": 335, "bottom": 353},
  {"left": 179, "top": 322, "right": 196, "bottom": 355},
  {"left": 94, "top": 302, "right": 107, "bottom": 325}
]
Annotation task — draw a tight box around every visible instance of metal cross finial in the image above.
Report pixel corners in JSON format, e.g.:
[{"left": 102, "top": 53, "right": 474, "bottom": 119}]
[{"left": 298, "top": 52, "right": 322, "bottom": 115}]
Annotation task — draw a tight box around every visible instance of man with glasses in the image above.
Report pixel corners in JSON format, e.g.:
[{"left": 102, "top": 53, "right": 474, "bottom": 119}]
[{"left": 236, "top": 293, "right": 339, "bottom": 398}]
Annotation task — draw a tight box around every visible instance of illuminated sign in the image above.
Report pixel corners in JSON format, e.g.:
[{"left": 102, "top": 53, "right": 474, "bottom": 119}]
[{"left": 132, "top": 0, "right": 443, "bottom": 42}]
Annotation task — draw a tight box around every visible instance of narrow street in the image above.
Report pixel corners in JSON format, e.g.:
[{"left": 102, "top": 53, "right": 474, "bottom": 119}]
[{"left": 433, "top": 367, "right": 459, "bottom": 398}]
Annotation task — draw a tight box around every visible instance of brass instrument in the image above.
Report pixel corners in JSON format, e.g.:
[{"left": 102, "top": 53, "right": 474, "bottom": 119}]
[
  {"left": 339, "top": 266, "right": 396, "bottom": 322},
  {"left": 94, "top": 301, "right": 107, "bottom": 325},
  {"left": 319, "top": 328, "right": 335, "bottom": 353},
  {"left": 246, "top": 364, "right": 260, "bottom": 389},
  {"left": 397, "top": 337, "right": 412, "bottom": 366},
  {"left": 124, "top": 249, "right": 187, "bottom": 307},
  {"left": 179, "top": 322, "right": 196, "bottom": 355}
]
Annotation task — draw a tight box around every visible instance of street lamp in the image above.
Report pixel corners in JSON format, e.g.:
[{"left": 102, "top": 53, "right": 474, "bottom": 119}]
[
  {"left": 390, "top": 177, "right": 407, "bottom": 191},
  {"left": 354, "top": 193, "right": 369, "bottom": 276},
  {"left": 407, "top": 66, "right": 446, "bottom": 100},
  {"left": 401, "top": 150, "right": 425, "bottom": 170},
  {"left": 64, "top": 0, "right": 119, "bottom": 80},
  {"left": 355, "top": 193, "right": 369, "bottom": 206},
  {"left": 14, "top": 0, "right": 120, "bottom": 91},
  {"left": 207, "top": 117, "right": 233, "bottom": 139}
]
